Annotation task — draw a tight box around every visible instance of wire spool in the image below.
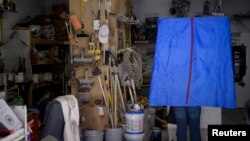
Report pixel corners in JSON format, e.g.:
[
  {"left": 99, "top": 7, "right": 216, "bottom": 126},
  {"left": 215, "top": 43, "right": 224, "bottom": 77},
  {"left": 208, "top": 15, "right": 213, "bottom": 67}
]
[
  {"left": 122, "top": 48, "right": 143, "bottom": 87},
  {"left": 70, "top": 14, "right": 82, "bottom": 31}
]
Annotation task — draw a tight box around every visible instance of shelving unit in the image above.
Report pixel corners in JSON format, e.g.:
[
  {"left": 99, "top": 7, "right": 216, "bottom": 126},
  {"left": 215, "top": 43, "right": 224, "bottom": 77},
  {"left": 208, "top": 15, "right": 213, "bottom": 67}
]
[{"left": 11, "top": 30, "right": 71, "bottom": 108}]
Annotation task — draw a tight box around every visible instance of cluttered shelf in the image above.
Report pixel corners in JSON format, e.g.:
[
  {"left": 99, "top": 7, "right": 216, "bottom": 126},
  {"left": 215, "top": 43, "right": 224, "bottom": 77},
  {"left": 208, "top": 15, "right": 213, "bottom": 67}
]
[
  {"left": 32, "top": 62, "right": 65, "bottom": 65},
  {"left": 31, "top": 38, "right": 68, "bottom": 45},
  {"left": 32, "top": 80, "right": 63, "bottom": 89}
]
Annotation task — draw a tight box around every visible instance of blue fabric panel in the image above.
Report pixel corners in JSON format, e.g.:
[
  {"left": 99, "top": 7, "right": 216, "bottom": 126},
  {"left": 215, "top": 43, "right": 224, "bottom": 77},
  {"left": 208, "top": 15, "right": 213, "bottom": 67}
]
[{"left": 149, "top": 16, "right": 236, "bottom": 108}]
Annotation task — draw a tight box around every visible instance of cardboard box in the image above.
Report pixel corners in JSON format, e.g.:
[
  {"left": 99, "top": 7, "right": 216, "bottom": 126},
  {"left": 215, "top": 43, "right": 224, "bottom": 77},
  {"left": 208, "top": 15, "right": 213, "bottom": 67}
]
[
  {"left": 0, "top": 99, "right": 23, "bottom": 131},
  {"left": 81, "top": 105, "right": 109, "bottom": 130}
]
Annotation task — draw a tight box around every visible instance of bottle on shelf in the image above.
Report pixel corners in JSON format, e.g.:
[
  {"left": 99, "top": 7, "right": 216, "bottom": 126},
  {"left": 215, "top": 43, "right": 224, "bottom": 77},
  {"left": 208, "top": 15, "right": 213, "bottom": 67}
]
[
  {"left": 16, "top": 56, "right": 24, "bottom": 83},
  {"left": 31, "top": 47, "right": 38, "bottom": 64},
  {"left": 23, "top": 58, "right": 26, "bottom": 74}
]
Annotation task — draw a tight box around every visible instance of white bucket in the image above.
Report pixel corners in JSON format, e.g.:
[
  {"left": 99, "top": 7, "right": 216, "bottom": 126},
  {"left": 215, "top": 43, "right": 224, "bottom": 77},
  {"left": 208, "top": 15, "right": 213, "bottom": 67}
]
[
  {"left": 105, "top": 128, "right": 123, "bottom": 141},
  {"left": 125, "top": 111, "right": 144, "bottom": 133},
  {"left": 84, "top": 130, "right": 104, "bottom": 141},
  {"left": 125, "top": 132, "right": 144, "bottom": 141}
]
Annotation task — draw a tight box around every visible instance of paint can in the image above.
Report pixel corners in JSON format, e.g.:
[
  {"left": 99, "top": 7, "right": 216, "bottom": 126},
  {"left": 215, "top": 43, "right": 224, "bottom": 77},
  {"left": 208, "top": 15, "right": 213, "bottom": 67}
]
[{"left": 125, "top": 111, "right": 144, "bottom": 133}]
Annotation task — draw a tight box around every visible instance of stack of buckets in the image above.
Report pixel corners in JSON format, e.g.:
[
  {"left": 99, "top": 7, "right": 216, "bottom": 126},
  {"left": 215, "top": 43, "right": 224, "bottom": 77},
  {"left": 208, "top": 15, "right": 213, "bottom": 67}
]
[
  {"left": 83, "top": 128, "right": 123, "bottom": 141},
  {"left": 125, "top": 110, "right": 145, "bottom": 141}
]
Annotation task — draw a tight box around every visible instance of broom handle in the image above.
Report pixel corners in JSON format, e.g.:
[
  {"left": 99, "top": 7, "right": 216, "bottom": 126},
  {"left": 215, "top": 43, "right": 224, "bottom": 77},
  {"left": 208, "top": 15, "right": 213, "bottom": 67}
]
[
  {"left": 98, "top": 76, "right": 114, "bottom": 128},
  {"left": 131, "top": 79, "right": 138, "bottom": 103},
  {"left": 114, "top": 74, "right": 118, "bottom": 128},
  {"left": 115, "top": 74, "right": 126, "bottom": 112},
  {"left": 127, "top": 80, "right": 135, "bottom": 105}
]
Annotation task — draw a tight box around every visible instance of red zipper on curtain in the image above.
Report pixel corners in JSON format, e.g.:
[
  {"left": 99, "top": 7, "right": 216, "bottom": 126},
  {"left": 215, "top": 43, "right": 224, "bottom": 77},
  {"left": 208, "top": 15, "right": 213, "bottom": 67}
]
[{"left": 186, "top": 17, "right": 194, "bottom": 104}]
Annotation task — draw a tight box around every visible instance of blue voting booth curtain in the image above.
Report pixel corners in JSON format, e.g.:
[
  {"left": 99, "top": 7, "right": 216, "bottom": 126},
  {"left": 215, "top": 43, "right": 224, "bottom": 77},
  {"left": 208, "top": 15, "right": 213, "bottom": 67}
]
[{"left": 149, "top": 16, "right": 236, "bottom": 108}]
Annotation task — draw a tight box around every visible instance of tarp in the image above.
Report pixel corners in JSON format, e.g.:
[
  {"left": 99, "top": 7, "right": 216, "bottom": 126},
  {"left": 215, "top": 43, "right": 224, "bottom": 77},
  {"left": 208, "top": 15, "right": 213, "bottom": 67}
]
[{"left": 149, "top": 16, "right": 236, "bottom": 108}]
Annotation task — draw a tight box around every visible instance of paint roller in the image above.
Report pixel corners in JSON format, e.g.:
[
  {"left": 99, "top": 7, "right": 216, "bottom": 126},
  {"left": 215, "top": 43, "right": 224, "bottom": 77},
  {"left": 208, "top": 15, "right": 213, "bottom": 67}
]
[{"left": 70, "top": 14, "right": 82, "bottom": 32}]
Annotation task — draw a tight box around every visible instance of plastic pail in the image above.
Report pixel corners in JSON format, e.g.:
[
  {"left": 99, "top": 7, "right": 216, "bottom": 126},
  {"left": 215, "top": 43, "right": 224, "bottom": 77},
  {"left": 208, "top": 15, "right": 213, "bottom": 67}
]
[
  {"left": 125, "top": 111, "right": 144, "bottom": 133},
  {"left": 84, "top": 130, "right": 104, "bottom": 141},
  {"left": 105, "top": 128, "right": 123, "bottom": 141}
]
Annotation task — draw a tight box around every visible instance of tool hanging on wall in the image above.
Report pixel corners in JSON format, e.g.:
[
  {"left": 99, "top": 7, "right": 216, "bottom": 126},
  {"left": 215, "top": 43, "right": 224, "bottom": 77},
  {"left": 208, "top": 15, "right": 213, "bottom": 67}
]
[
  {"left": 110, "top": 13, "right": 139, "bottom": 25},
  {"left": 98, "top": 0, "right": 109, "bottom": 44},
  {"left": 212, "top": 0, "right": 224, "bottom": 16},
  {"left": 93, "top": 0, "right": 101, "bottom": 31},
  {"left": 126, "top": 80, "right": 135, "bottom": 105},
  {"left": 203, "top": 0, "right": 210, "bottom": 15},
  {"left": 92, "top": 58, "right": 114, "bottom": 128},
  {"left": 65, "top": 20, "right": 76, "bottom": 46},
  {"left": 70, "top": 14, "right": 82, "bottom": 32},
  {"left": 233, "top": 45, "right": 246, "bottom": 87},
  {"left": 73, "top": 51, "right": 93, "bottom": 64},
  {"left": 78, "top": 68, "right": 95, "bottom": 87},
  {"left": 78, "top": 0, "right": 89, "bottom": 37},
  {"left": 72, "top": 34, "right": 81, "bottom": 57},
  {"left": 169, "top": 0, "right": 190, "bottom": 17},
  {"left": 88, "top": 34, "right": 96, "bottom": 55},
  {"left": 110, "top": 57, "right": 126, "bottom": 112},
  {"left": 90, "top": 0, "right": 97, "bottom": 20},
  {"left": 99, "top": 0, "right": 110, "bottom": 65},
  {"left": 65, "top": 20, "right": 77, "bottom": 64},
  {"left": 78, "top": 68, "right": 94, "bottom": 102}
]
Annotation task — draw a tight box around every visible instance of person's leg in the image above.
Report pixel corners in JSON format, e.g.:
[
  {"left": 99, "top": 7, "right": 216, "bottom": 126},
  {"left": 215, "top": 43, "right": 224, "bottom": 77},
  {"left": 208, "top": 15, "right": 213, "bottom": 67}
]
[
  {"left": 173, "top": 106, "right": 188, "bottom": 141},
  {"left": 187, "top": 106, "right": 201, "bottom": 141}
]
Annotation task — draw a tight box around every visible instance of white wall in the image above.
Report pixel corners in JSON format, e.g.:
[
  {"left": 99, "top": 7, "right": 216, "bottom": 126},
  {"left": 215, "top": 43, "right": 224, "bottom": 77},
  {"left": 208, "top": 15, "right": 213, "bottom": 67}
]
[
  {"left": 132, "top": 0, "right": 250, "bottom": 108},
  {"left": 132, "top": 0, "right": 250, "bottom": 23}
]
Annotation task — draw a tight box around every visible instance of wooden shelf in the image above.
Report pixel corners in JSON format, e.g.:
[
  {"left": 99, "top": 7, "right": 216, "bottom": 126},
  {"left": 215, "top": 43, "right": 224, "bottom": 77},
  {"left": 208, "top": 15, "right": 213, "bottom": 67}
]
[
  {"left": 32, "top": 80, "right": 62, "bottom": 89},
  {"left": 31, "top": 38, "right": 67, "bottom": 45},
  {"left": 32, "top": 62, "right": 64, "bottom": 65}
]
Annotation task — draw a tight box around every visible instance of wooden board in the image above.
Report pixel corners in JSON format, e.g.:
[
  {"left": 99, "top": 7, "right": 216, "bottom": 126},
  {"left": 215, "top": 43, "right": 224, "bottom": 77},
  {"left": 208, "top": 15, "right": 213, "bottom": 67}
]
[{"left": 69, "top": 0, "right": 130, "bottom": 106}]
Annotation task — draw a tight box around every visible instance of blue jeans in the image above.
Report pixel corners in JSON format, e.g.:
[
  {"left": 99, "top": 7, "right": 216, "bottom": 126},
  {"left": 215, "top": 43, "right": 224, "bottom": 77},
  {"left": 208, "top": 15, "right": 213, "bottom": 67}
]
[{"left": 173, "top": 106, "right": 201, "bottom": 141}]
